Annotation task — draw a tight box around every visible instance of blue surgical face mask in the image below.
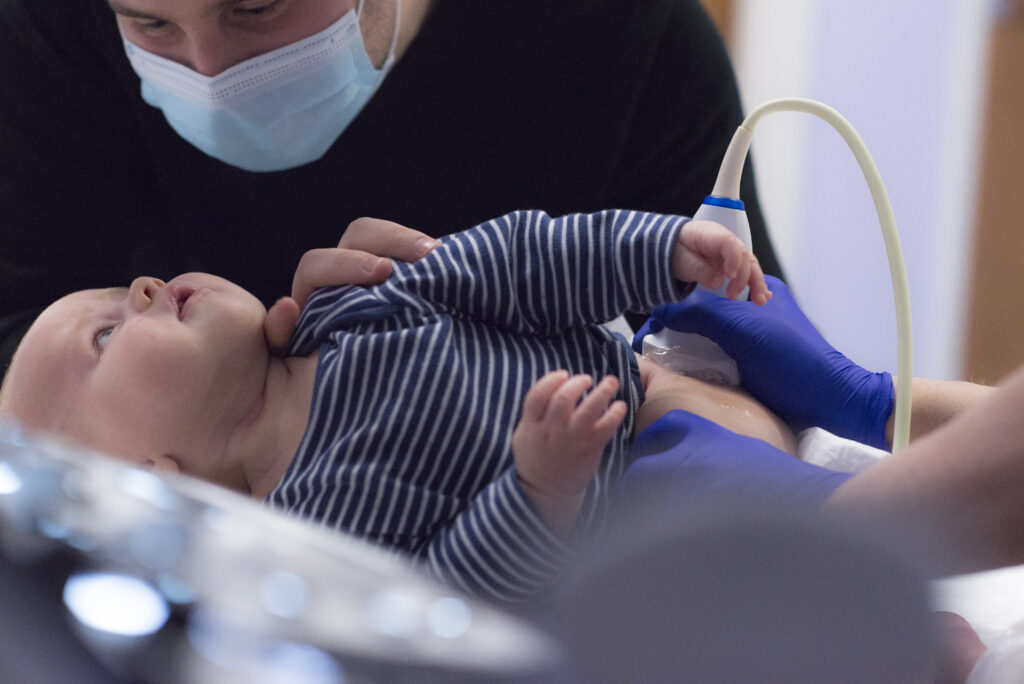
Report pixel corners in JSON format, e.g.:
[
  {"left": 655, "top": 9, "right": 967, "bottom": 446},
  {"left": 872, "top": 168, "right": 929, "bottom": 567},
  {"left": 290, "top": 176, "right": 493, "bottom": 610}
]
[{"left": 122, "top": 1, "right": 401, "bottom": 173}]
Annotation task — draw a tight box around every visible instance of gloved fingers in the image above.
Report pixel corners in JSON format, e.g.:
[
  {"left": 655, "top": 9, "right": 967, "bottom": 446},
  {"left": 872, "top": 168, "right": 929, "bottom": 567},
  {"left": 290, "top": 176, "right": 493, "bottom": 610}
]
[
  {"left": 756, "top": 276, "right": 826, "bottom": 341},
  {"left": 648, "top": 294, "right": 749, "bottom": 353},
  {"left": 631, "top": 317, "right": 663, "bottom": 353},
  {"left": 763, "top": 274, "right": 789, "bottom": 295},
  {"left": 630, "top": 409, "right": 708, "bottom": 458},
  {"left": 734, "top": 275, "right": 833, "bottom": 355},
  {"left": 649, "top": 275, "right": 817, "bottom": 355},
  {"left": 650, "top": 274, "right": 786, "bottom": 334},
  {"left": 623, "top": 407, "right": 856, "bottom": 510}
]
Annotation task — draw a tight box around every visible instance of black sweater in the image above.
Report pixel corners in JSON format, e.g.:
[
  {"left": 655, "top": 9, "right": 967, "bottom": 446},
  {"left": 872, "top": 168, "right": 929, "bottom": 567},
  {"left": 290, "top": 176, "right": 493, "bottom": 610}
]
[{"left": 0, "top": 0, "right": 780, "bottom": 369}]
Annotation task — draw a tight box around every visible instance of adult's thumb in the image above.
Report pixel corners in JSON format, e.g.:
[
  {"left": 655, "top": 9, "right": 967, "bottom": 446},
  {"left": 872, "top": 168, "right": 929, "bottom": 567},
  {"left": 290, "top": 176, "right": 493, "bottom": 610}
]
[{"left": 650, "top": 293, "right": 754, "bottom": 357}]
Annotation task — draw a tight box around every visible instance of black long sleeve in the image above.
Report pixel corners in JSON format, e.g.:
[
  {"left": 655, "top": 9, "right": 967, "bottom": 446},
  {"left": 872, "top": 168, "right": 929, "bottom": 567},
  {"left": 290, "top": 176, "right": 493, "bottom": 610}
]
[{"left": 0, "top": 0, "right": 781, "bottom": 371}]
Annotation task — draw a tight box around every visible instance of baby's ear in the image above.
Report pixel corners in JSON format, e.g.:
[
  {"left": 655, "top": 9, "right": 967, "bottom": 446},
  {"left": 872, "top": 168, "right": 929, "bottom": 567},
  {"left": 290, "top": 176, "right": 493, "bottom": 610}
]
[{"left": 145, "top": 454, "right": 180, "bottom": 475}]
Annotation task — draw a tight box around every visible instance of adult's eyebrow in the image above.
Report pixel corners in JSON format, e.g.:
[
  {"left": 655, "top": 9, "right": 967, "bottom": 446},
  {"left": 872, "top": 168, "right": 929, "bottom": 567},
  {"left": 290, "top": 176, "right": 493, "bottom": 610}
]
[
  {"left": 106, "top": 0, "right": 259, "bottom": 20},
  {"left": 106, "top": 0, "right": 160, "bottom": 20}
]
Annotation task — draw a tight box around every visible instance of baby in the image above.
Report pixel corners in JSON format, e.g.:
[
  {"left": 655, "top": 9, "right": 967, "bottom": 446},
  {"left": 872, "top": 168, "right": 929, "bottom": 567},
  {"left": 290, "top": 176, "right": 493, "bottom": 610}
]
[{"left": 0, "top": 209, "right": 773, "bottom": 602}]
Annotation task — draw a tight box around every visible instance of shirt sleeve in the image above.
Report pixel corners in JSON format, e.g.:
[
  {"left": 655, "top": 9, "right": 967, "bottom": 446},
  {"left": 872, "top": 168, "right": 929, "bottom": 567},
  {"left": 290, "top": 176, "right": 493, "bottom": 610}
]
[
  {"left": 416, "top": 466, "right": 574, "bottom": 603},
  {"left": 382, "top": 209, "right": 694, "bottom": 336}
]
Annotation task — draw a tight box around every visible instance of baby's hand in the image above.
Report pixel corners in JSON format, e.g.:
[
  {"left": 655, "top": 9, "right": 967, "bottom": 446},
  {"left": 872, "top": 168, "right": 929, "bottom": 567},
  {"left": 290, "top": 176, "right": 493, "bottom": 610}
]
[
  {"left": 672, "top": 219, "right": 772, "bottom": 305},
  {"left": 512, "top": 371, "right": 626, "bottom": 537}
]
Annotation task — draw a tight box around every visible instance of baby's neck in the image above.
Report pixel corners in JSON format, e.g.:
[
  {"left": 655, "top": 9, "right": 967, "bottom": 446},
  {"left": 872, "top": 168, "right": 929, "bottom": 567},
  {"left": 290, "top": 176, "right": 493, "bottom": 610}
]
[{"left": 236, "top": 350, "right": 320, "bottom": 499}]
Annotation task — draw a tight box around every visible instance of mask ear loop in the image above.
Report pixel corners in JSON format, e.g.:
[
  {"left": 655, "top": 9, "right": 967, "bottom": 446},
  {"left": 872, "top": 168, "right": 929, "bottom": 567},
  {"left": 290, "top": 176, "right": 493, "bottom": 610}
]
[
  {"left": 385, "top": 0, "right": 403, "bottom": 66},
  {"left": 356, "top": 0, "right": 402, "bottom": 68}
]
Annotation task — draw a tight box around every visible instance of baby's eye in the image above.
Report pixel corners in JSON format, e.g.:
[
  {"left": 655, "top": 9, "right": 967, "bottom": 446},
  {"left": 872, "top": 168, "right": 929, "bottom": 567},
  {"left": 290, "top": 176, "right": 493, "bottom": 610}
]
[{"left": 95, "top": 328, "right": 114, "bottom": 353}]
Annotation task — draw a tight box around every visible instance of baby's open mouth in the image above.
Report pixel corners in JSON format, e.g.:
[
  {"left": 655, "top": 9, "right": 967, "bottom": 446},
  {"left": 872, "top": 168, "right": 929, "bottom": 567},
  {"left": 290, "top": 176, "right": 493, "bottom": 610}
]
[{"left": 173, "top": 288, "right": 196, "bottom": 320}]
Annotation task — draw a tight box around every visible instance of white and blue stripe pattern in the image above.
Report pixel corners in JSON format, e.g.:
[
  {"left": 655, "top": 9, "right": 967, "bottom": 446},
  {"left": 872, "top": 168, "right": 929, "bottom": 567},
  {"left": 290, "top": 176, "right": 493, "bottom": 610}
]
[{"left": 269, "top": 209, "right": 690, "bottom": 602}]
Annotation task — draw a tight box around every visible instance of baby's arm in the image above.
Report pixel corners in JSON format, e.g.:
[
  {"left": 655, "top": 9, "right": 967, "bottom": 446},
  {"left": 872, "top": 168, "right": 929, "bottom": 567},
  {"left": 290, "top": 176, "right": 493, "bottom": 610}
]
[
  {"left": 671, "top": 220, "right": 772, "bottom": 305},
  {"left": 391, "top": 210, "right": 696, "bottom": 336},
  {"left": 512, "top": 371, "right": 626, "bottom": 537}
]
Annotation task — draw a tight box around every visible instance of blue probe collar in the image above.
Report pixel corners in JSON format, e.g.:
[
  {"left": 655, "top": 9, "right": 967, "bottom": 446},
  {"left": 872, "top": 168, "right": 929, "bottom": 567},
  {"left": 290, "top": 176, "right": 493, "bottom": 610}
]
[{"left": 702, "top": 195, "right": 745, "bottom": 210}]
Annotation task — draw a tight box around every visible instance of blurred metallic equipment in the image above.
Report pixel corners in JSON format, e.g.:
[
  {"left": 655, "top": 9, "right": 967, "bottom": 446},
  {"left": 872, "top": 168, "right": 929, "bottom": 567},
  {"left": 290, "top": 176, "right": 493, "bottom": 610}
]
[{"left": 0, "top": 420, "right": 557, "bottom": 683}]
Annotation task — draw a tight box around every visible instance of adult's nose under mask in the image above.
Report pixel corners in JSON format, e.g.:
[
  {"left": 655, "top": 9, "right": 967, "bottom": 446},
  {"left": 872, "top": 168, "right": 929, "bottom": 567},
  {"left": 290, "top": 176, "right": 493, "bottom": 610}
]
[{"left": 122, "top": 3, "right": 400, "bottom": 173}]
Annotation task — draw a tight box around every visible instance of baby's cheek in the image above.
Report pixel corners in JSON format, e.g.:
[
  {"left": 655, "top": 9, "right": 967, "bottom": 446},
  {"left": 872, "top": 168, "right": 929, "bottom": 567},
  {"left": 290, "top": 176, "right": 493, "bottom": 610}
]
[{"left": 65, "top": 401, "right": 159, "bottom": 465}]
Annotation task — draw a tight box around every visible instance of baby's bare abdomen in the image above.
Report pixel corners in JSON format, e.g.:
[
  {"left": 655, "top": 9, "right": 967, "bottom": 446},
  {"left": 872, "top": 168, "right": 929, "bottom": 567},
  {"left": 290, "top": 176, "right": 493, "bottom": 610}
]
[{"left": 636, "top": 356, "right": 797, "bottom": 455}]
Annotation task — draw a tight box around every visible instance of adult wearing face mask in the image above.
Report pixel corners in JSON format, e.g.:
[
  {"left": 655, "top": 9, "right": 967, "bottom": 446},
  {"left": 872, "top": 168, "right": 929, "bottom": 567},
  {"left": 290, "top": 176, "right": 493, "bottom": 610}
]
[{"left": 0, "top": 0, "right": 782, "bottom": 369}]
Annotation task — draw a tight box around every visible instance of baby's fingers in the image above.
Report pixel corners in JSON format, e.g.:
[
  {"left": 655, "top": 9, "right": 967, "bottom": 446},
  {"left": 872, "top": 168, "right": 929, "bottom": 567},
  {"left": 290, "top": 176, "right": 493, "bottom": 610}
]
[
  {"left": 570, "top": 377, "right": 627, "bottom": 448},
  {"left": 570, "top": 376, "right": 620, "bottom": 431},
  {"left": 745, "top": 255, "right": 772, "bottom": 305},
  {"left": 592, "top": 400, "right": 628, "bottom": 444},
  {"left": 547, "top": 374, "right": 594, "bottom": 424},
  {"left": 725, "top": 248, "right": 753, "bottom": 300},
  {"left": 521, "top": 370, "right": 570, "bottom": 422}
]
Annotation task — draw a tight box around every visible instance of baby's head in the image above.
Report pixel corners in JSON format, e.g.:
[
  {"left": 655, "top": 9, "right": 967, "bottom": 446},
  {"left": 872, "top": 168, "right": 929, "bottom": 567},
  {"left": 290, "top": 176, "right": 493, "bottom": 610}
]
[{"left": 0, "top": 273, "right": 271, "bottom": 480}]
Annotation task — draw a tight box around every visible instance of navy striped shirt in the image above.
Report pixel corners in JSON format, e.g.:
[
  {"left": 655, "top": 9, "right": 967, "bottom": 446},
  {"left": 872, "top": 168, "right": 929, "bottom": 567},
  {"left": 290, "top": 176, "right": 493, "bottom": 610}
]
[{"left": 269, "top": 209, "right": 690, "bottom": 601}]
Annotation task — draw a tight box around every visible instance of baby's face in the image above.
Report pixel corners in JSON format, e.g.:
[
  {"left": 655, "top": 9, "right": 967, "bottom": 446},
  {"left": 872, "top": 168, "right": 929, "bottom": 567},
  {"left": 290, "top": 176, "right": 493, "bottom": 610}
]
[{"left": 3, "top": 273, "right": 270, "bottom": 468}]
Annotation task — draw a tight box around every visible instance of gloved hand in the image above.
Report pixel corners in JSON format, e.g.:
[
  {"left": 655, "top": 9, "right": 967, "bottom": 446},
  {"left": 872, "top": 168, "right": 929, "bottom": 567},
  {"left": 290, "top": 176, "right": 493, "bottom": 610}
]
[
  {"left": 618, "top": 410, "right": 852, "bottom": 510},
  {"left": 632, "top": 276, "right": 894, "bottom": 450}
]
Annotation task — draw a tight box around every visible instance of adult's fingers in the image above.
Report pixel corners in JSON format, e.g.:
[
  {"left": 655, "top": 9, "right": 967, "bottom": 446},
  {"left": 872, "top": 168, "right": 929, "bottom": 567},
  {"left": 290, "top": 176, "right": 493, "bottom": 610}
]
[
  {"left": 290, "top": 247, "right": 394, "bottom": 309},
  {"left": 650, "top": 293, "right": 735, "bottom": 339},
  {"left": 288, "top": 218, "right": 442, "bottom": 308},
  {"left": 628, "top": 409, "right": 706, "bottom": 460},
  {"left": 264, "top": 296, "right": 301, "bottom": 355},
  {"left": 340, "top": 217, "right": 440, "bottom": 262}
]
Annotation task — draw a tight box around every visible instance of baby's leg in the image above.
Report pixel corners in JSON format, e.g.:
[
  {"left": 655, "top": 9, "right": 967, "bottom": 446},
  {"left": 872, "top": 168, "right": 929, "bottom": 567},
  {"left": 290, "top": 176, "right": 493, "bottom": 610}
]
[{"left": 636, "top": 356, "right": 797, "bottom": 455}]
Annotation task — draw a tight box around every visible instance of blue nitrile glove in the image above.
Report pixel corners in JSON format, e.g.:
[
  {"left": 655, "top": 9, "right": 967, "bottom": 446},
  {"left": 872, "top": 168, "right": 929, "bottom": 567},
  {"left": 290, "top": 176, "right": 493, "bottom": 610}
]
[
  {"left": 632, "top": 276, "right": 894, "bottom": 450},
  {"left": 619, "top": 410, "right": 853, "bottom": 510}
]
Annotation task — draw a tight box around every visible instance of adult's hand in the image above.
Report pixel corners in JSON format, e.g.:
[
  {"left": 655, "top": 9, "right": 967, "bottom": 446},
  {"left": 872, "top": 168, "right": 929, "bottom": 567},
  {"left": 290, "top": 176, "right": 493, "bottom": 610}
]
[
  {"left": 633, "top": 276, "right": 893, "bottom": 450},
  {"left": 619, "top": 410, "right": 852, "bottom": 510},
  {"left": 264, "top": 217, "right": 440, "bottom": 353}
]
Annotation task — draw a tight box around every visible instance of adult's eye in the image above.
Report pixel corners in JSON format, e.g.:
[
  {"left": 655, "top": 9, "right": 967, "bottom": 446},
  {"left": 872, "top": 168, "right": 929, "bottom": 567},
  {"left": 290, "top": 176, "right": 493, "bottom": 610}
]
[
  {"left": 235, "top": 0, "right": 285, "bottom": 18},
  {"left": 131, "top": 18, "right": 172, "bottom": 34}
]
